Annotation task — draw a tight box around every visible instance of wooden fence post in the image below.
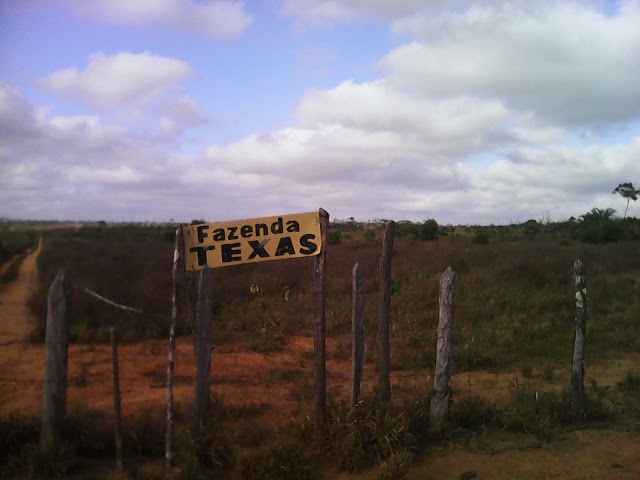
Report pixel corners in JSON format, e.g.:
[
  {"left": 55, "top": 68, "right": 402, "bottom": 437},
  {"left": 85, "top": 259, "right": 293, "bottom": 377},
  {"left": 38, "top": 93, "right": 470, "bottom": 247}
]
[
  {"left": 193, "top": 266, "right": 214, "bottom": 432},
  {"left": 110, "top": 327, "right": 123, "bottom": 472},
  {"left": 40, "top": 268, "right": 71, "bottom": 454},
  {"left": 166, "top": 227, "right": 182, "bottom": 466},
  {"left": 187, "top": 270, "right": 198, "bottom": 355},
  {"left": 430, "top": 267, "right": 456, "bottom": 428},
  {"left": 351, "top": 262, "right": 366, "bottom": 408},
  {"left": 313, "top": 208, "right": 329, "bottom": 432},
  {"left": 378, "top": 221, "right": 395, "bottom": 403},
  {"left": 571, "top": 259, "right": 587, "bottom": 413}
]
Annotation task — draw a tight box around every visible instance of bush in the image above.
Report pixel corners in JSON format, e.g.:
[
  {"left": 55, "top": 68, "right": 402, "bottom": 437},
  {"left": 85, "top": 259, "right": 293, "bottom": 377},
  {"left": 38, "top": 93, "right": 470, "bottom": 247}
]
[
  {"left": 240, "top": 436, "right": 316, "bottom": 480},
  {"left": 472, "top": 229, "right": 489, "bottom": 244},
  {"left": 417, "top": 219, "right": 439, "bottom": 241},
  {"left": 523, "top": 219, "right": 542, "bottom": 237},
  {"left": 577, "top": 222, "right": 625, "bottom": 244},
  {"left": 373, "top": 449, "right": 414, "bottom": 480},
  {"left": 328, "top": 229, "right": 342, "bottom": 245},
  {"left": 452, "top": 395, "right": 498, "bottom": 430},
  {"left": 190, "top": 426, "right": 236, "bottom": 471},
  {"left": 329, "top": 400, "right": 415, "bottom": 473},
  {"left": 0, "top": 227, "right": 37, "bottom": 266},
  {"left": 617, "top": 372, "right": 640, "bottom": 392},
  {"left": 363, "top": 229, "right": 376, "bottom": 242}
]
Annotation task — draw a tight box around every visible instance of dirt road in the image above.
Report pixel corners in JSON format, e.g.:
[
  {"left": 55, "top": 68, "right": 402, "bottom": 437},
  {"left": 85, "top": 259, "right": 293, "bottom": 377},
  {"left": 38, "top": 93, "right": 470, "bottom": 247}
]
[{"left": 0, "top": 239, "right": 42, "bottom": 346}]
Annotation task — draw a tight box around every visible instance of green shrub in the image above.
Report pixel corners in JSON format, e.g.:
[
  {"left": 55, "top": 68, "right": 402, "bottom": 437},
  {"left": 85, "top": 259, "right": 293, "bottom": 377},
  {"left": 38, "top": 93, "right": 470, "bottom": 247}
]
[
  {"left": 329, "top": 400, "right": 415, "bottom": 472},
  {"left": 617, "top": 372, "right": 640, "bottom": 392},
  {"left": 363, "top": 229, "right": 376, "bottom": 242},
  {"left": 523, "top": 219, "right": 542, "bottom": 237},
  {"left": 417, "top": 219, "right": 439, "bottom": 241},
  {"left": 190, "top": 426, "right": 236, "bottom": 471},
  {"left": 0, "top": 227, "right": 37, "bottom": 265},
  {"left": 577, "top": 222, "right": 625, "bottom": 244},
  {"left": 374, "top": 449, "right": 414, "bottom": 480},
  {"left": 452, "top": 395, "right": 498, "bottom": 430},
  {"left": 472, "top": 229, "right": 489, "bottom": 244},
  {"left": 328, "top": 229, "right": 343, "bottom": 245},
  {"left": 500, "top": 385, "right": 612, "bottom": 440},
  {"left": 403, "top": 394, "right": 432, "bottom": 443},
  {"left": 240, "top": 436, "right": 316, "bottom": 480},
  {"left": 0, "top": 253, "right": 26, "bottom": 285}
]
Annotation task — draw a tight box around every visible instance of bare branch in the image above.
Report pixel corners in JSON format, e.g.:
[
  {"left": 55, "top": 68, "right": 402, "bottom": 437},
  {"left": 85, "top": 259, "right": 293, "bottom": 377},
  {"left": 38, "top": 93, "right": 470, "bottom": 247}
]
[{"left": 84, "top": 288, "right": 143, "bottom": 314}]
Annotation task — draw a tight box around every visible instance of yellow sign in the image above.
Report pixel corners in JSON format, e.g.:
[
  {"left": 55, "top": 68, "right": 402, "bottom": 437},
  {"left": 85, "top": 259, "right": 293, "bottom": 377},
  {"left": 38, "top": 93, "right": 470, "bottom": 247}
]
[{"left": 183, "top": 212, "right": 322, "bottom": 270}]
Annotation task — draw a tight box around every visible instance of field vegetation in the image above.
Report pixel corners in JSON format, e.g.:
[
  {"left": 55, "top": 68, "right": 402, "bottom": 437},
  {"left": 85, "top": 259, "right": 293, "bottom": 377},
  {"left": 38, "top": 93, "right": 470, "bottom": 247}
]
[
  {"left": 2, "top": 212, "right": 639, "bottom": 478},
  {"left": 0, "top": 225, "right": 38, "bottom": 285}
]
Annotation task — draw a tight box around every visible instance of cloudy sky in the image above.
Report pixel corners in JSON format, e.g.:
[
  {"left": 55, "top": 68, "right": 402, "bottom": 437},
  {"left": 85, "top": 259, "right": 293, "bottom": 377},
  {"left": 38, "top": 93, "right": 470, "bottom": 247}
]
[{"left": 1, "top": 0, "right": 639, "bottom": 224}]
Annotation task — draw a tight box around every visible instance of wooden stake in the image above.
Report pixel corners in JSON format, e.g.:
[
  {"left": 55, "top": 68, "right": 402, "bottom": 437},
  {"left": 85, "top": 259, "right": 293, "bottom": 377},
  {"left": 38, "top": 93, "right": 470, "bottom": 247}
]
[
  {"left": 110, "top": 327, "right": 123, "bottom": 472},
  {"left": 186, "top": 270, "right": 198, "bottom": 355},
  {"left": 351, "top": 262, "right": 366, "bottom": 408},
  {"left": 40, "top": 268, "right": 71, "bottom": 454},
  {"left": 571, "top": 259, "right": 587, "bottom": 413},
  {"left": 430, "top": 267, "right": 456, "bottom": 427},
  {"left": 193, "top": 266, "right": 213, "bottom": 432},
  {"left": 378, "top": 221, "right": 395, "bottom": 404},
  {"left": 313, "top": 208, "right": 329, "bottom": 432},
  {"left": 165, "top": 227, "right": 182, "bottom": 467}
]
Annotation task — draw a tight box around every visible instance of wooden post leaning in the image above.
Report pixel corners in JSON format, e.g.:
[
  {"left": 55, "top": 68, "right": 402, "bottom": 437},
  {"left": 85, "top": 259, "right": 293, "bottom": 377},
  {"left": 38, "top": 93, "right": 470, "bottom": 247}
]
[
  {"left": 193, "top": 266, "right": 214, "bottom": 432},
  {"left": 430, "top": 267, "right": 457, "bottom": 428},
  {"left": 378, "top": 221, "right": 395, "bottom": 404},
  {"left": 165, "top": 227, "right": 182, "bottom": 466},
  {"left": 351, "top": 262, "right": 366, "bottom": 408},
  {"left": 571, "top": 259, "right": 587, "bottom": 413},
  {"left": 313, "top": 208, "right": 329, "bottom": 432},
  {"left": 40, "top": 269, "right": 71, "bottom": 454}
]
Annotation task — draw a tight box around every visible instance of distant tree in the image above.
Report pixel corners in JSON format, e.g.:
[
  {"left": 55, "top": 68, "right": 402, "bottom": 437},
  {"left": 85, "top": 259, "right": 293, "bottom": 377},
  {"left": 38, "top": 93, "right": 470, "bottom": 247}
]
[
  {"left": 522, "top": 219, "right": 541, "bottom": 237},
  {"left": 190, "top": 219, "right": 206, "bottom": 225},
  {"left": 579, "top": 207, "right": 616, "bottom": 224},
  {"left": 612, "top": 182, "right": 640, "bottom": 219},
  {"left": 577, "top": 207, "right": 624, "bottom": 243},
  {"left": 417, "top": 219, "right": 439, "bottom": 241}
]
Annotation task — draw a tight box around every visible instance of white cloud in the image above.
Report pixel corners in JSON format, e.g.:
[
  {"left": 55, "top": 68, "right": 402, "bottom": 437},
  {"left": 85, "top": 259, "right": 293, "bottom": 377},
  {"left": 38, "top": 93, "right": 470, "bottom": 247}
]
[
  {"left": 69, "top": 0, "right": 252, "bottom": 39},
  {"left": 280, "top": 0, "right": 613, "bottom": 24},
  {"left": 3, "top": 81, "right": 640, "bottom": 223},
  {"left": 280, "top": 0, "right": 467, "bottom": 23},
  {"left": 40, "top": 52, "right": 192, "bottom": 108},
  {"left": 383, "top": 3, "right": 640, "bottom": 125},
  {"left": 0, "top": 84, "right": 178, "bottom": 220},
  {"left": 4, "top": 2, "right": 640, "bottom": 224},
  {"left": 158, "top": 94, "right": 209, "bottom": 139}
]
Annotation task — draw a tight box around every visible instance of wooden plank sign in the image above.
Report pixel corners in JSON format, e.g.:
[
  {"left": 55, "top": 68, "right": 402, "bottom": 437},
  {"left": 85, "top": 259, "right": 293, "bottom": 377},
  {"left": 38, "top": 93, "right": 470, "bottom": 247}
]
[{"left": 183, "top": 212, "right": 322, "bottom": 270}]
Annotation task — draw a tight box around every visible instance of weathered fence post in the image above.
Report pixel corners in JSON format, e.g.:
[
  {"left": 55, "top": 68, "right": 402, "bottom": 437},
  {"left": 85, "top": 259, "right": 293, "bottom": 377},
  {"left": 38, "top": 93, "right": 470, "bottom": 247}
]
[
  {"left": 166, "top": 227, "right": 182, "bottom": 466},
  {"left": 378, "top": 221, "right": 395, "bottom": 403},
  {"left": 193, "top": 266, "right": 213, "bottom": 432},
  {"left": 430, "top": 267, "right": 456, "bottom": 428},
  {"left": 313, "top": 208, "right": 329, "bottom": 432},
  {"left": 110, "top": 327, "right": 123, "bottom": 472},
  {"left": 571, "top": 259, "right": 587, "bottom": 413},
  {"left": 187, "top": 270, "right": 198, "bottom": 355},
  {"left": 351, "top": 262, "right": 366, "bottom": 408},
  {"left": 40, "top": 268, "right": 71, "bottom": 454}
]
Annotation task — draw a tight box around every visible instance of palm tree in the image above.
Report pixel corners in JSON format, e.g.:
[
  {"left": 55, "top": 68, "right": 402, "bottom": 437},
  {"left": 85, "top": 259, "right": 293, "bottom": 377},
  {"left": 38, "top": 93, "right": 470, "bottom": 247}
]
[
  {"left": 579, "top": 207, "right": 616, "bottom": 224},
  {"left": 612, "top": 182, "right": 640, "bottom": 219}
]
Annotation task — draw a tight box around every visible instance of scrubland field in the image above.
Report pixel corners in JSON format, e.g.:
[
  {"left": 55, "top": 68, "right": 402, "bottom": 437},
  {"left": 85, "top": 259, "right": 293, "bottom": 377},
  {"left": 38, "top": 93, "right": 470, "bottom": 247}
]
[{"left": 1, "top": 218, "right": 639, "bottom": 479}]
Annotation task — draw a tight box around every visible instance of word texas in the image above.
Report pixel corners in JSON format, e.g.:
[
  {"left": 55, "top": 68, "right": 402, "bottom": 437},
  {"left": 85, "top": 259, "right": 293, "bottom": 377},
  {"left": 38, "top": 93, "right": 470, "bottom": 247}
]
[{"left": 183, "top": 212, "right": 322, "bottom": 270}]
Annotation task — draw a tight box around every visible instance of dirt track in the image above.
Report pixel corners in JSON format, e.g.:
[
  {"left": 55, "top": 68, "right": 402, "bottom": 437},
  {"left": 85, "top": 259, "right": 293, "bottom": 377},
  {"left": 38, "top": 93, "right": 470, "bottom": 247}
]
[{"left": 0, "top": 243, "right": 639, "bottom": 479}]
